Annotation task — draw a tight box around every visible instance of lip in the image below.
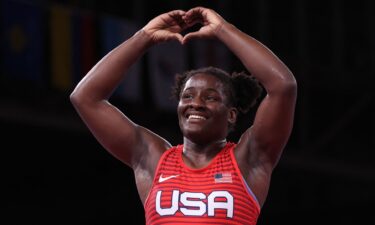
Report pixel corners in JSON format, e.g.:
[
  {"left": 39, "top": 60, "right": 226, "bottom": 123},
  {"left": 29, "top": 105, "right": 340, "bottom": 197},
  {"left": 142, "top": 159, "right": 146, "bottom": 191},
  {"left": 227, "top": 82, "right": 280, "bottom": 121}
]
[
  {"left": 185, "top": 112, "right": 208, "bottom": 120},
  {"left": 187, "top": 115, "right": 207, "bottom": 122}
]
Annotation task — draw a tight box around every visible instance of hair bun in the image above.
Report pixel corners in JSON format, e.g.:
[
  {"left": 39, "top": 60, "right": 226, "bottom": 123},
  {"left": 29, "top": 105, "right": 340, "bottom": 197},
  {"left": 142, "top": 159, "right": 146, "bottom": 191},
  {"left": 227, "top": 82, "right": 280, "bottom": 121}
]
[{"left": 231, "top": 72, "right": 263, "bottom": 114}]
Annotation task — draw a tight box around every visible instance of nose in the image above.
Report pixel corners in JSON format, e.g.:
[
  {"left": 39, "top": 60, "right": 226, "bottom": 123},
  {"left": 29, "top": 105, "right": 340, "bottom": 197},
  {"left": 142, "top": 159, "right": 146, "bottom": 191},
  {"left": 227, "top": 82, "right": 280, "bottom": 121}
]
[{"left": 189, "top": 96, "right": 205, "bottom": 109}]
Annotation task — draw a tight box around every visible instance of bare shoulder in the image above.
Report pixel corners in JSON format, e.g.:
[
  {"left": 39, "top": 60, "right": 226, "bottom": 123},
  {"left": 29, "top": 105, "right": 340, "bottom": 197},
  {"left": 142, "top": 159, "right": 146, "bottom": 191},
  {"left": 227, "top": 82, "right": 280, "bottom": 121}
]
[
  {"left": 233, "top": 127, "right": 273, "bottom": 207},
  {"left": 133, "top": 126, "right": 172, "bottom": 204},
  {"left": 135, "top": 126, "right": 172, "bottom": 167}
]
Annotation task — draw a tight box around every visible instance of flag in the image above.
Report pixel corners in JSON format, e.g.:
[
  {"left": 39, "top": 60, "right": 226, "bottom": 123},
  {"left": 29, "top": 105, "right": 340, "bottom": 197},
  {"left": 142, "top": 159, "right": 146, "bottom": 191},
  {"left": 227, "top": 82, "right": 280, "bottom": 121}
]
[
  {"left": 50, "top": 5, "right": 97, "bottom": 91},
  {"left": 49, "top": 4, "right": 73, "bottom": 91},
  {"left": 148, "top": 42, "right": 187, "bottom": 111},
  {"left": 0, "top": 0, "right": 45, "bottom": 84},
  {"left": 72, "top": 9, "right": 96, "bottom": 85},
  {"left": 214, "top": 172, "right": 233, "bottom": 183},
  {"left": 99, "top": 14, "right": 141, "bottom": 102}
]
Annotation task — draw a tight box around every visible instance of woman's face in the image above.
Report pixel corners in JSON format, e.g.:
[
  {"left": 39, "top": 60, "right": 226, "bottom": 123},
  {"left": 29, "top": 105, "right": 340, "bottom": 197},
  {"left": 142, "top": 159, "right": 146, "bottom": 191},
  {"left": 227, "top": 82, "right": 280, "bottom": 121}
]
[{"left": 177, "top": 73, "right": 237, "bottom": 144}]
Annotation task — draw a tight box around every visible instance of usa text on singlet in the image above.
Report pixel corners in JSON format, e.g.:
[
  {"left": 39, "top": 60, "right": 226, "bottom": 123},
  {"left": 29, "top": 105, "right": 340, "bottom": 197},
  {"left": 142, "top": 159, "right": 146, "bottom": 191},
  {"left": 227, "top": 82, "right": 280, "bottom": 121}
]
[{"left": 144, "top": 142, "right": 261, "bottom": 225}]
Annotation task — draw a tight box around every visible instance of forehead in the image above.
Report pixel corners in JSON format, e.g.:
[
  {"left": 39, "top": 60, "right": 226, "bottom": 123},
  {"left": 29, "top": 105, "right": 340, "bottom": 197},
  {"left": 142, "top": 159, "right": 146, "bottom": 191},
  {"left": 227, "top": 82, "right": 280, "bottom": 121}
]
[{"left": 183, "top": 73, "right": 225, "bottom": 91}]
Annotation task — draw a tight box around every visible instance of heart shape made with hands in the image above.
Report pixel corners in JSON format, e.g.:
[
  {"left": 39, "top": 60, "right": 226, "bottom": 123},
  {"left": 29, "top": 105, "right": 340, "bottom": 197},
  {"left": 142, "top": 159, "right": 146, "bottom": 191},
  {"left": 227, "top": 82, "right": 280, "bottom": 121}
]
[{"left": 143, "top": 7, "right": 224, "bottom": 45}]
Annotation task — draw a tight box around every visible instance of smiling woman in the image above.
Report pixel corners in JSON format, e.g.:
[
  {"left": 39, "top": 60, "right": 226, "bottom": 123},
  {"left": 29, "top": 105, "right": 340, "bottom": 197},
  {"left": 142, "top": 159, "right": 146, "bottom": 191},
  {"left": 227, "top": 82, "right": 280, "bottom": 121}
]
[
  {"left": 70, "top": 6, "right": 297, "bottom": 225},
  {"left": 173, "top": 67, "right": 262, "bottom": 136},
  {"left": 178, "top": 73, "right": 233, "bottom": 144}
]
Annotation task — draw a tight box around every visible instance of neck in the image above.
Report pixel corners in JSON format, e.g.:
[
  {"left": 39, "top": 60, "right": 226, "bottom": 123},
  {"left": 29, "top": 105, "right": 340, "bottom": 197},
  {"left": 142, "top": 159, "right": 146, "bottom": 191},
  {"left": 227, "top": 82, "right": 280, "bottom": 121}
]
[
  {"left": 183, "top": 138, "right": 227, "bottom": 152},
  {"left": 182, "top": 138, "right": 227, "bottom": 169}
]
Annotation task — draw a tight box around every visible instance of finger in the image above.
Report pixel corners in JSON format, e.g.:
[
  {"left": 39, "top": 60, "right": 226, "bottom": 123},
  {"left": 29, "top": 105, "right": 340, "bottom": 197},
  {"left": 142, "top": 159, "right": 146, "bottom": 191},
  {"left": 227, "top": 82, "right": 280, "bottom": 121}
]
[
  {"left": 164, "top": 10, "right": 185, "bottom": 22},
  {"left": 185, "top": 6, "right": 206, "bottom": 18},
  {"left": 182, "top": 31, "right": 201, "bottom": 44},
  {"left": 162, "top": 33, "right": 184, "bottom": 44},
  {"left": 173, "top": 33, "right": 184, "bottom": 43},
  {"left": 175, "top": 17, "right": 189, "bottom": 30},
  {"left": 169, "top": 9, "right": 186, "bottom": 16},
  {"left": 184, "top": 8, "right": 204, "bottom": 23},
  {"left": 169, "top": 11, "right": 190, "bottom": 30},
  {"left": 159, "top": 10, "right": 185, "bottom": 27},
  {"left": 183, "top": 15, "right": 203, "bottom": 27}
]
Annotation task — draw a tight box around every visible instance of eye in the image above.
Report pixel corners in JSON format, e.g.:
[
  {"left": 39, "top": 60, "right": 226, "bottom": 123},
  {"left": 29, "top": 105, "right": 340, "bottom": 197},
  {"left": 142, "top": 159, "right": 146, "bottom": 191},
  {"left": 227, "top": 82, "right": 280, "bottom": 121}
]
[
  {"left": 205, "top": 95, "right": 219, "bottom": 102},
  {"left": 181, "top": 93, "right": 193, "bottom": 100}
]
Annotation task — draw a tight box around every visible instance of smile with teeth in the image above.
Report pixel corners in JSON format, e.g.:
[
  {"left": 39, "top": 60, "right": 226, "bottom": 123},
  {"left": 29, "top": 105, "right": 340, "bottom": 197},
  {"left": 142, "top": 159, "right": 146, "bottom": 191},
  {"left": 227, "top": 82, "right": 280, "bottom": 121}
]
[{"left": 188, "top": 115, "right": 207, "bottom": 120}]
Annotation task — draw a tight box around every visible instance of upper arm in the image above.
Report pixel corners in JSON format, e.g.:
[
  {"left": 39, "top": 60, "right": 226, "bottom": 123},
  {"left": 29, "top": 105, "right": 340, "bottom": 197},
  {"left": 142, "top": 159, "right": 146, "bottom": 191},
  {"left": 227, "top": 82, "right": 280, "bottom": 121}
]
[
  {"left": 70, "top": 97, "right": 171, "bottom": 168},
  {"left": 249, "top": 82, "right": 297, "bottom": 170}
]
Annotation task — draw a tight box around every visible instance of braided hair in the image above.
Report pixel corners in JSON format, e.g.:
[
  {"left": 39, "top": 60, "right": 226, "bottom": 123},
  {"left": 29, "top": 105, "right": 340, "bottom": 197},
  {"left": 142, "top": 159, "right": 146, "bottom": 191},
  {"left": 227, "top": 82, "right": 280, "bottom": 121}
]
[{"left": 172, "top": 66, "right": 263, "bottom": 130}]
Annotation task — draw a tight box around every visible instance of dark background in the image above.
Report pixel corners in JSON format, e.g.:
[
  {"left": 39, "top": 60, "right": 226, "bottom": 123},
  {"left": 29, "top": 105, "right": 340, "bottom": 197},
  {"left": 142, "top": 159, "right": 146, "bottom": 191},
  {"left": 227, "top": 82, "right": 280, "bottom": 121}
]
[{"left": 2, "top": 0, "right": 374, "bottom": 224}]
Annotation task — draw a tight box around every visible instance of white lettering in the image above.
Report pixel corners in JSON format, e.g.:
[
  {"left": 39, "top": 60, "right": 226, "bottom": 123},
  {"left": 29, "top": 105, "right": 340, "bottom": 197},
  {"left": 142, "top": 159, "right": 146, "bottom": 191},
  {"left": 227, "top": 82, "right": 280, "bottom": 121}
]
[
  {"left": 180, "top": 192, "right": 206, "bottom": 216},
  {"left": 207, "top": 191, "right": 233, "bottom": 218},
  {"left": 156, "top": 190, "right": 179, "bottom": 216},
  {"left": 155, "top": 190, "right": 234, "bottom": 218}
]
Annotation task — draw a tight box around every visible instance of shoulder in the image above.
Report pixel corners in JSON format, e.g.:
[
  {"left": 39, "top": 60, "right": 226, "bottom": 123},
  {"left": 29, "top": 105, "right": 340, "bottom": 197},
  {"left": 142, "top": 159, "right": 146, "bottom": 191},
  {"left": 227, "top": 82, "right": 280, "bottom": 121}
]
[
  {"left": 160, "top": 145, "right": 182, "bottom": 162},
  {"left": 136, "top": 126, "right": 173, "bottom": 157},
  {"left": 233, "top": 127, "right": 272, "bottom": 175}
]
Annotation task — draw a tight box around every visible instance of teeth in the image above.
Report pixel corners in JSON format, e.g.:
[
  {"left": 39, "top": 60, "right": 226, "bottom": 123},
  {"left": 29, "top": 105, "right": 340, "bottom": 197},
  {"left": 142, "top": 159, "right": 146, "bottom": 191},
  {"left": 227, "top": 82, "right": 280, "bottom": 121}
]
[{"left": 188, "top": 115, "right": 206, "bottom": 120}]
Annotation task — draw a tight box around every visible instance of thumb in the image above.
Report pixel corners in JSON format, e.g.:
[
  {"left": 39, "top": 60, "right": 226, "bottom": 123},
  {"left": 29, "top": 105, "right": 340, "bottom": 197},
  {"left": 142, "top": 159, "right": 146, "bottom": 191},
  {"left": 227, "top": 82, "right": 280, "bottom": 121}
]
[
  {"left": 181, "top": 31, "right": 201, "bottom": 44},
  {"left": 162, "top": 33, "right": 184, "bottom": 43},
  {"left": 173, "top": 33, "right": 184, "bottom": 44}
]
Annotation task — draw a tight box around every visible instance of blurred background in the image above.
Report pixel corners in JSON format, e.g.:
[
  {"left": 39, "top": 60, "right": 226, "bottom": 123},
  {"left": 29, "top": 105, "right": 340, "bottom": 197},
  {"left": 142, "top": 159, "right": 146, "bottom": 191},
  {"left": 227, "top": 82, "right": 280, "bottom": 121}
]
[{"left": 2, "top": 0, "right": 374, "bottom": 224}]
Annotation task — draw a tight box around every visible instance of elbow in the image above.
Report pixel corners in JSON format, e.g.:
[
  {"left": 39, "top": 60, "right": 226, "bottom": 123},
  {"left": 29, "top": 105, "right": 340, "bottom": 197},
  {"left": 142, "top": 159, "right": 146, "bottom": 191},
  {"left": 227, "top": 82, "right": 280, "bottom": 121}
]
[
  {"left": 70, "top": 87, "right": 106, "bottom": 110},
  {"left": 270, "top": 75, "right": 297, "bottom": 97},
  {"left": 279, "top": 81, "right": 297, "bottom": 101},
  {"left": 278, "top": 69, "right": 297, "bottom": 94},
  {"left": 69, "top": 91, "right": 79, "bottom": 107},
  {"left": 69, "top": 89, "right": 93, "bottom": 113},
  {"left": 283, "top": 77, "right": 297, "bottom": 96},
  {"left": 281, "top": 70, "right": 297, "bottom": 91},
  {"left": 69, "top": 88, "right": 85, "bottom": 107}
]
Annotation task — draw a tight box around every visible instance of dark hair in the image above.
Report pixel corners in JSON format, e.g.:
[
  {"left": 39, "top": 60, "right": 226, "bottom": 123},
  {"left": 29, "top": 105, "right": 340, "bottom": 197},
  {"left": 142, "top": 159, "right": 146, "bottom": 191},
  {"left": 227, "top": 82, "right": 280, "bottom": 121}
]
[{"left": 172, "top": 66, "right": 263, "bottom": 114}]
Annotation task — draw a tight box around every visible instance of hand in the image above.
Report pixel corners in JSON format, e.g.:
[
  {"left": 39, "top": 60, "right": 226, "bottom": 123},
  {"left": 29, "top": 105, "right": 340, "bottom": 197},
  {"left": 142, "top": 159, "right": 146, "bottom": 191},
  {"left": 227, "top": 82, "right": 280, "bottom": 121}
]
[
  {"left": 182, "top": 7, "right": 227, "bottom": 44},
  {"left": 142, "top": 10, "right": 188, "bottom": 44}
]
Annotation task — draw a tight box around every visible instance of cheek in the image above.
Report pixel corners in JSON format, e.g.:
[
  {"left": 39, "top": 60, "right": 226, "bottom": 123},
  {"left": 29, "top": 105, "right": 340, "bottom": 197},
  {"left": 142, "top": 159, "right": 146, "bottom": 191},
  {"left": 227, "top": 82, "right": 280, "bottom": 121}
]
[
  {"left": 177, "top": 102, "right": 187, "bottom": 121},
  {"left": 177, "top": 102, "right": 183, "bottom": 114},
  {"left": 215, "top": 108, "right": 231, "bottom": 124}
]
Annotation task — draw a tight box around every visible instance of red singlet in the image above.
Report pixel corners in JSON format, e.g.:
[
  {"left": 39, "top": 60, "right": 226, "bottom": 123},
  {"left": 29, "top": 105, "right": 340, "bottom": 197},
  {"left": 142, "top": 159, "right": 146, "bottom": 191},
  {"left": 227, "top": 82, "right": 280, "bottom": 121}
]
[{"left": 144, "top": 142, "right": 261, "bottom": 225}]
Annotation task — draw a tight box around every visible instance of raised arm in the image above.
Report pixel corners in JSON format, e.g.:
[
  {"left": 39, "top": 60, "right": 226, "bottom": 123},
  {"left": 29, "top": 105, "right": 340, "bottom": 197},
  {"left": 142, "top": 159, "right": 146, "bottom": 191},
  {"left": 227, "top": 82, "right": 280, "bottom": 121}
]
[
  {"left": 215, "top": 14, "right": 297, "bottom": 171},
  {"left": 70, "top": 10, "right": 187, "bottom": 169},
  {"left": 183, "top": 7, "right": 297, "bottom": 204}
]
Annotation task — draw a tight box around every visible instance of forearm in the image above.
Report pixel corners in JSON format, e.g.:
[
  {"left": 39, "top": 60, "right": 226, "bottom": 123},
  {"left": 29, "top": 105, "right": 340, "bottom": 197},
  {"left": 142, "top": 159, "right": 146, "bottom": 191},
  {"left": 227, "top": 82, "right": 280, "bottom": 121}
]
[
  {"left": 71, "top": 30, "right": 152, "bottom": 103},
  {"left": 216, "top": 23, "right": 296, "bottom": 93}
]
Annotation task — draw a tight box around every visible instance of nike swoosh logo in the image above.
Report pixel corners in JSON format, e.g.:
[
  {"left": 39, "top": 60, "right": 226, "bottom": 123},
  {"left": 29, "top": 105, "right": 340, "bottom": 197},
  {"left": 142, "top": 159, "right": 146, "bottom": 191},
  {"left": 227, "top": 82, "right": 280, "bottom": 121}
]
[{"left": 159, "top": 174, "right": 179, "bottom": 183}]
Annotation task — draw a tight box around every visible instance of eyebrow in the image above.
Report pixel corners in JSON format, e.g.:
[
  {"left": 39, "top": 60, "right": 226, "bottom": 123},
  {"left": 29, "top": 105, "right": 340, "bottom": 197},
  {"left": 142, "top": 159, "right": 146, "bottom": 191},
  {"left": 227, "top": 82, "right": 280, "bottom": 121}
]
[{"left": 183, "top": 87, "right": 220, "bottom": 94}]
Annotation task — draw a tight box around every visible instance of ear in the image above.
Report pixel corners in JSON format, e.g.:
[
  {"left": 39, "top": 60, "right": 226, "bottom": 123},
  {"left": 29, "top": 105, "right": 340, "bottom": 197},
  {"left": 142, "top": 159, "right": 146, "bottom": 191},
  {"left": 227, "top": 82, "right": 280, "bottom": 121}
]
[{"left": 227, "top": 107, "right": 238, "bottom": 125}]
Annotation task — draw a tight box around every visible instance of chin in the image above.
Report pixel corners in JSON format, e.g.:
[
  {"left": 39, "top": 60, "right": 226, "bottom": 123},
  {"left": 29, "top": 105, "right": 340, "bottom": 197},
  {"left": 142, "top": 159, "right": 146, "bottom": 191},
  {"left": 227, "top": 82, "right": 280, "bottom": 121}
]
[
  {"left": 182, "top": 127, "right": 225, "bottom": 144},
  {"left": 184, "top": 133, "right": 208, "bottom": 145},
  {"left": 183, "top": 127, "right": 203, "bottom": 138},
  {"left": 181, "top": 124, "right": 203, "bottom": 138}
]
